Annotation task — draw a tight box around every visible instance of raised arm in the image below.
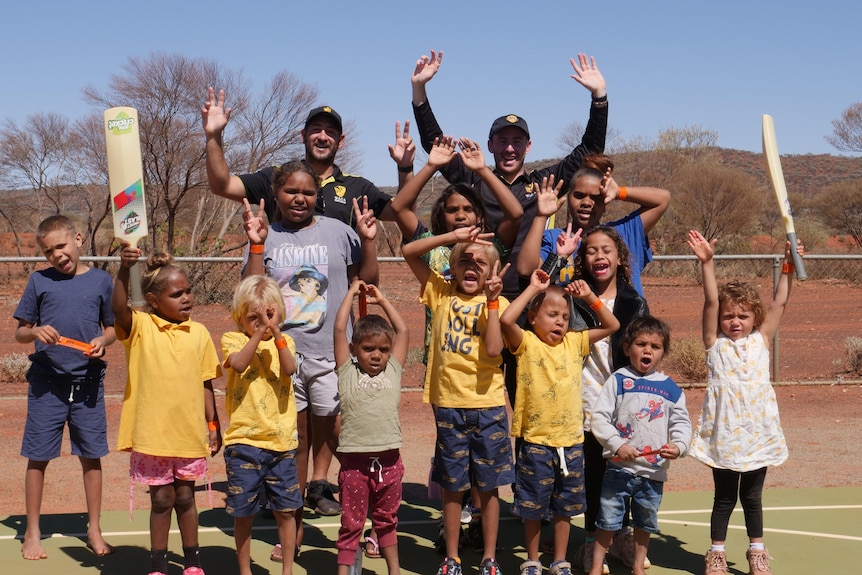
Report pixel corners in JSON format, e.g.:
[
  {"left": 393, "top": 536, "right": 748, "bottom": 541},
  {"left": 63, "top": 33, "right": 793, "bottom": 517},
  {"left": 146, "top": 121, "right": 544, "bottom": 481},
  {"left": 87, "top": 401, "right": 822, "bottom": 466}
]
[
  {"left": 517, "top": 175, "right": 565, "bottom": 276},
  {"left": 388, "top": 119, "right": 416, "bottom": 192},
  {"left": 565, "top": 279, "right": 620, "bottom": 344},
  {"left": 353, "top": 197, "right": 380, "bottom": 285},
  {"left": 458, "top": 137, "right": 523, "bottom": 247},
  {"left": 500, "top": 269, "right": 549, "bottom": 351},
  {"left": 602, "top": 176, "right": 671, "bottom": 234},
  {"left": 411, "top": 50, "right": 443, "bottom": 109},
  {"left": 483, "top": 260, "right": 510, "bottom": 358},
  {"left": 334, "top": 280, "right": 364, "bottom": 368},
  {"left": 389, "top": 135, "right": 457, "bottom": 238},
  {"left": 367, "top": 283, "right": 410, "bottom": 366},
  {"left": 111, "top": 243, "right": 140, "bottom": 336},
  {"left": 202, "top": 87, "right": 248, "bottom": 203},
  {"left": 402, "top": 226, "right": 494, "bottom": 290},
  {"left": 687, "top": 230, "right": 719, "bottom": 348},
  {"left": 760, "top": 240, "right": 804, "bottom": 340},
  {"left": 240, "top": 198, "right": 268, "bottom": 279}
]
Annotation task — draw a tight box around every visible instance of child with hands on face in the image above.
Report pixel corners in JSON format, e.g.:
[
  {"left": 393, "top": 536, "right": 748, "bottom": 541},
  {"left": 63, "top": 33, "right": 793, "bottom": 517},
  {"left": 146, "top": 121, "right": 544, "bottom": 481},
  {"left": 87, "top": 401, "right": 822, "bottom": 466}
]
[
  {"left": 113, "top": 244, "right": 222, "bottom": 575},
  {"left": 221, "top": 275, "right": 300, "bottom": 575},
  {"left": 499, "top": 269, "right": 619, "bottom": 575},
  {"left": 333, "top": 280, "right": 408, "bottom": 575},
  {"left": 402, "top": 232, "right": 512, "bottom": 575}
]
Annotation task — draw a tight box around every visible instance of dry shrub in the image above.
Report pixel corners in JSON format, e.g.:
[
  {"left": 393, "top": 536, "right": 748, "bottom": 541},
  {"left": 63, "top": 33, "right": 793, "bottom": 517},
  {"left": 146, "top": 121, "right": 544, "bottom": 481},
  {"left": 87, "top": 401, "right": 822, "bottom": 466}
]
[
  {"left": 846, "top": 337, "right": 862, "bottom": 375},
  {"left": 0, "top": 353, "right": 31, "bottom": 383},
  {"left": 670, "top": 335, "right": 707, "bottom": 383}
]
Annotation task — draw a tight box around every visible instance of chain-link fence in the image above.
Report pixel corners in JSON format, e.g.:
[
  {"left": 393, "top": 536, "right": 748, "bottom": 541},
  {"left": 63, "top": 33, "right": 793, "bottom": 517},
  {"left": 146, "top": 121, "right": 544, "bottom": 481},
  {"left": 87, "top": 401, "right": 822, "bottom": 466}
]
[{"left": 1, "top": 254, "right": 860, "bottom": 384}]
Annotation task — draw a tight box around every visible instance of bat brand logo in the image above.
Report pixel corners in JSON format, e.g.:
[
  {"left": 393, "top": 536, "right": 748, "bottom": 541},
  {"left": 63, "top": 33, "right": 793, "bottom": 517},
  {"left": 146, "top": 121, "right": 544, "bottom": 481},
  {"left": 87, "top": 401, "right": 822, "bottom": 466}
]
[
  {"left": 107, "top": 112, "right": 135, "bottom": 134},
  {"left": 121, "top": 211, "right": 142, "bottom": 235}
]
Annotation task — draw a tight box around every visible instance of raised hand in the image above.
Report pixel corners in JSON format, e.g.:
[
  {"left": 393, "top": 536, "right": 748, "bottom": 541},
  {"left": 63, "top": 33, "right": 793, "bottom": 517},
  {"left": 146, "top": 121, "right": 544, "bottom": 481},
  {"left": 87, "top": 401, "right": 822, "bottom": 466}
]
[
  {"left": 458, "top": 138, "right": 488, "bottom": 173},
  {"left": 536, "top": 175, "right": 566, "bottom": 217},
  {"left": 388, "top": 119, "right": 416, "bottom": 169},
  {"left": 428, "top": 135, "right": 457, "bottom": 168},
  {"left": 555, "top": 222, "right": 582, "bottom": 258},
  {"left": 565, "top": 279, "right": 595, "bottom": 302},
  {"left": 451, "top": 225, "right": 494, "bottom": 245},
  {"left": 485, "top": 261, "right": 511, "bottom": 301},
  {"left": 569, "top": 53, "right": 606, "bottom": 98},
  {"left": 412, "top": 50, "right": 444, "bottom": 86},
  {"left": 530, "top": 269, "right": 551, "bottom": 291},
  {"left": 201, "top": 87, "right": 231, "bottom": 136},
  {"left": 117, "top": 241, "right": 143, "bottom": 269},
  {"left": 242, "top": 198, "right": 268, "bottom": 246},
  {"left": 353, "top": 196, "right": 378, "bottom": 241},
  {"left": 600, "top": 171, "right": 619, "bottom": 204},
  {"left": 686, "top": 230, "right": 716, "bottom": 263}
]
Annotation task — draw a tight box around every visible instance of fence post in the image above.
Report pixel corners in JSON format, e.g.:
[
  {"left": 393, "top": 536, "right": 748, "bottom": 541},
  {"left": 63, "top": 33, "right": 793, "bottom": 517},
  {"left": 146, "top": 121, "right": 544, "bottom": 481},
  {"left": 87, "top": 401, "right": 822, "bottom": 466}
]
[{"left": 771, "top": 256, "right": 781, "bottom": 382}]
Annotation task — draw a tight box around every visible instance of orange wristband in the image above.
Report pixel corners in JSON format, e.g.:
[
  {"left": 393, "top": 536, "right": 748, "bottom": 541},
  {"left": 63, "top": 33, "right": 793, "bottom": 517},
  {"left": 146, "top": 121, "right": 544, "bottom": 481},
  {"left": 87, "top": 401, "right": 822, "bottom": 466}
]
[
  {"left": 249, "top": 243, "right": 264, "bottom": 254},
  {"left": 486, "top": 299, "right": 500, "bottom": 311},
  {"left": 590, "top": 299, "right": 604, "bottom": 312},
  {"left": 782, "top": 262, "right": 794, "bottom": 274},
  {"left": 618, "top": 186, "right": 628, "bottom": 201},
  {"left": 207, "top": 420, "right": 219, "bottom": 432},
  {"left": 274, "top": 337, "right": 288, "bottom": 350}
]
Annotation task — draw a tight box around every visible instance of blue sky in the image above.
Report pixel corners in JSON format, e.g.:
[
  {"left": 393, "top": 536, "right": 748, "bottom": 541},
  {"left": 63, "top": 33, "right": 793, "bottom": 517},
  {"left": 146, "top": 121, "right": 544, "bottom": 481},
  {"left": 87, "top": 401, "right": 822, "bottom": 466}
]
[{"left": 3, "top": 1, "right": 860, "bottom": 187}]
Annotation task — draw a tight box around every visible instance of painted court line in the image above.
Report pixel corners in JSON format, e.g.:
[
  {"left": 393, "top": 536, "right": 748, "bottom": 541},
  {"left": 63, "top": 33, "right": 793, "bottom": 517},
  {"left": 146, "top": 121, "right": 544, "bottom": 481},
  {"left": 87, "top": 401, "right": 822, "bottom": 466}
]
[{"left": 657, "top": 504, "right": 862, "bottom": 515}]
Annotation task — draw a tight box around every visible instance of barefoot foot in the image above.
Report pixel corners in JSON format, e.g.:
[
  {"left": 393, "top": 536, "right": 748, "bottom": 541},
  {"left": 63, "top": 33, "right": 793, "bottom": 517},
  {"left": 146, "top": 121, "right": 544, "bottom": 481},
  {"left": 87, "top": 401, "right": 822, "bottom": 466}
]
[{"left": 22, "top": 532, "right": 47, "bottom": 560}]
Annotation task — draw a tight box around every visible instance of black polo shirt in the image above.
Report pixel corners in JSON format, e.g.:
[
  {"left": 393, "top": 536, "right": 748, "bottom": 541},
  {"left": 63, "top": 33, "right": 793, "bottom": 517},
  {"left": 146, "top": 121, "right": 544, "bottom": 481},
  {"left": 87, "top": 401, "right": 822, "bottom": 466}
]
[
  {"left": 412, "top": 97, "right": 608, "bottom": 297},
  {"left": 238, "top": 164, "right": 391, "bottom": 228}
]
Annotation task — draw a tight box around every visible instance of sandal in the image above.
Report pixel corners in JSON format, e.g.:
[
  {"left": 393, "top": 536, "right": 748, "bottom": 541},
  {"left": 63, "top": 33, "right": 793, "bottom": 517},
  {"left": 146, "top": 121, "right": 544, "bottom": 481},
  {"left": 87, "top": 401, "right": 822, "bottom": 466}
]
[
  {"left": 269, "top": 543, "right": 301, "bottom": 563},
  {"left": 362, "top": 529, "right": 382, "bottom": 559}
]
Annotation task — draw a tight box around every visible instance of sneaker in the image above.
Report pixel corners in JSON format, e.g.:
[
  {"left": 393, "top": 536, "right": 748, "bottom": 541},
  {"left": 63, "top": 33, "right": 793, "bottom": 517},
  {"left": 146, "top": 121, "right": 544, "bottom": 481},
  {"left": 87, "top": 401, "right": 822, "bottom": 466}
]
[
  {"left": 609, "top": 528, "right": 650, "bottom": 569},
  {"left": 549, "top": 560, "right": 573, "bottom": 575},
  {"left": 519, "top": 559, "right": 542, "bottom": 575},
  {"left": 182, "top": 568, "right": 205, "bottom": 575},
  {"left": 573, "top": 541, "right": 609, "bottom": 575},
  {"left": 745, "top": 548, "right": 773, "bottom": 575},
  {"left": 704, "top": 549, "right": 728, "bottom": 574},
  {"left": 480, "top": 557, "right": 503, "bottom": 575},
  {"left": 305, "top": 479, "right": 341, "bottom": 515},
  {"left": 436, "top": 556, "right": 463, "bottom": 575}
]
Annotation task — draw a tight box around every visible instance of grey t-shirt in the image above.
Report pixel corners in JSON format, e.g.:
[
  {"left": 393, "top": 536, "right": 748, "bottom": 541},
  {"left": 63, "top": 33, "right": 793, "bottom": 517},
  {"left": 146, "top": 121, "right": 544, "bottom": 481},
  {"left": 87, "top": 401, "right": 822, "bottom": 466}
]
[{"left": 336, "top": 357, "right": 403, "bottom": 453}]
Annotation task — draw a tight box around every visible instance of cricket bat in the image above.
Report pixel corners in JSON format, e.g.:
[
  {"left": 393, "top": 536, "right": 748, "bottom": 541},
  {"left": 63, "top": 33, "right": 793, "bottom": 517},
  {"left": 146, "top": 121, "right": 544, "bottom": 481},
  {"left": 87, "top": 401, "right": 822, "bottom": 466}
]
[
  {"left": 762, "top": 114, "right": 807, "bottom": 280},
  {"left": 104, "top": 107, "right": 149, "bottom": 305}
]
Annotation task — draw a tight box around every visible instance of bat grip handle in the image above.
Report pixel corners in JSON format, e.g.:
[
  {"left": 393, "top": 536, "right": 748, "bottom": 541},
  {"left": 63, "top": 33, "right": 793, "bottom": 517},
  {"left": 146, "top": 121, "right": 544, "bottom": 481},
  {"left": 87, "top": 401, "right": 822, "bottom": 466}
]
[
  {"left": 358, "top": 292, "right": 367, "bottom": 318},
  {"left": 129, "top": 262, "right": 146, "bottom": 307},
  {"left": 786, "top": 232, "right": 807, "bottom": 281}
]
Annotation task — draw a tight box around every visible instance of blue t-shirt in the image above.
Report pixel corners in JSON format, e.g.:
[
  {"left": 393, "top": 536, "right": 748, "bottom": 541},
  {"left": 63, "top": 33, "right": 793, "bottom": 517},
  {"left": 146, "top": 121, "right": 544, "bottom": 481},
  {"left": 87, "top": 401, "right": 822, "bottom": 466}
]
[
  {"left": 14, "top": 267, "right": 115, "bottom": 378},
  {"left": 539, "top": 212, "right": 652, "bottom": 295}
]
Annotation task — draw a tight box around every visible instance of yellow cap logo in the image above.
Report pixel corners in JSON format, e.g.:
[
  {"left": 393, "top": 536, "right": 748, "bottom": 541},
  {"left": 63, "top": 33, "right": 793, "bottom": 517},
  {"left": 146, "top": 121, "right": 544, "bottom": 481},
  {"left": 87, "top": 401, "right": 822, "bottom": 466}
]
[
  {"left": 323, "top": 106, "right": 333, "bottom": 113},
  {"left": 334, "top": 185, "right": 346, "bottom": 198},
  {"left": 506, "top": 115, "right": 519, "bottom": 124}
]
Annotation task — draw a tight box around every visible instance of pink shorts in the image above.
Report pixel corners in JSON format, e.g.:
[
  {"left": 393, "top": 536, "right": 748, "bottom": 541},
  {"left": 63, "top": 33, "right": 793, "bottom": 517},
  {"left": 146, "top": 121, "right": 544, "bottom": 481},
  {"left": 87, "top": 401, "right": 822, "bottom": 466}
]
[{"left": 130, "top": 451, "right": 208, "bottom": 485}]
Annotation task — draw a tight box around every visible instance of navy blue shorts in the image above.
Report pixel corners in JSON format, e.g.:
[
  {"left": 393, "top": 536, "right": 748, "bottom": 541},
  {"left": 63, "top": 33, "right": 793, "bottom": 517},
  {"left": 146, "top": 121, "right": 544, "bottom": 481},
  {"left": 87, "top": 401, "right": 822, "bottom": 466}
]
[
  {"left": 432, "top": 406, "right": 515, "bottom": 492},
  {"left": 223, "top": 444, "right": 302, "bottom": 517},
  {"left": 21, "top": 373, "right": 108, "bottom": 461},
  {"left": 513, "top": 442, "right": 586, "bottom": 520}
]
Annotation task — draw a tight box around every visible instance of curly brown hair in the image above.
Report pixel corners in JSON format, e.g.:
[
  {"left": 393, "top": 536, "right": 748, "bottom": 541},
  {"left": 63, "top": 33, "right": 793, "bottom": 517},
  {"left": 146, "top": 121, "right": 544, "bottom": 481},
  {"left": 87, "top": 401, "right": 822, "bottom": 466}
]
[{"left": 718, "top": 280, "right": 767, "bottom": 328}]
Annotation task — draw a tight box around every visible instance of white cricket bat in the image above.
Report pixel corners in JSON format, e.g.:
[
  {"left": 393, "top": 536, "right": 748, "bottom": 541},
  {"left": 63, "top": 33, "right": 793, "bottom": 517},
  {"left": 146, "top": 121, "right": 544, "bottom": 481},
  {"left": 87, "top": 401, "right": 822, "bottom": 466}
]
[
  {"left": 104, "top": 107, "right": 149, "bottom": 305},
  {"left": 762, "top": 114, "right": 807, "bottom": 281}
]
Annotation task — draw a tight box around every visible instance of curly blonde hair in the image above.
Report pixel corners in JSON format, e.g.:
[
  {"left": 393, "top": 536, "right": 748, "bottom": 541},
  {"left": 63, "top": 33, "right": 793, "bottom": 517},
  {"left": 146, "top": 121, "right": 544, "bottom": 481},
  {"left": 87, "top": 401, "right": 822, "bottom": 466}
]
[
  {"left": 718, "top": 280, "right": 767, "bottom": 328},
  {"left": 230, "top": 275, "right": 286, "bottom": 331}
]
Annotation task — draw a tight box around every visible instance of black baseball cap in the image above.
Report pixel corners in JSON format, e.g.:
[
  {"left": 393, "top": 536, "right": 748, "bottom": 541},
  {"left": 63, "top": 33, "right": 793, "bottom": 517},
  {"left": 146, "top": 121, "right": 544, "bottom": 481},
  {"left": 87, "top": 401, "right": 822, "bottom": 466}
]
[
  {"left": 488, "top": 114, "right": 530, "bottom": 139},
  {"left": 304, "top": 106, "right": 343, "bottom": 133}
]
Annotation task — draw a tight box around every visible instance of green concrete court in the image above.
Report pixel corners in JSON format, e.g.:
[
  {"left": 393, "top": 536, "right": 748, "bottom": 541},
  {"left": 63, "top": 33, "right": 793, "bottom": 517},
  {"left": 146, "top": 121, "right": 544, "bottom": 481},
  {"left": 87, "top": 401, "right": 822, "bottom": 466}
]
[{"left": 1, "top": 487, "right": 859, "bottom": 574}]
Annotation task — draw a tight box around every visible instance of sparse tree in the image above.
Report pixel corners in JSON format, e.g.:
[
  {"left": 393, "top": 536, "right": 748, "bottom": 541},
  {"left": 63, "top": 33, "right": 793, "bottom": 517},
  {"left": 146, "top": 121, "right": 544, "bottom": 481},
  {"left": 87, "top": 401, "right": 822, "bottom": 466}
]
[
  {"left": 813, "top": 179, "right": 862, "bottom": 248},
  {"left": 557, "top": 121, "right": 623, "bottom": 155},
  {"left": 827, "top": 103, "right": 862, "bottom": 153}
]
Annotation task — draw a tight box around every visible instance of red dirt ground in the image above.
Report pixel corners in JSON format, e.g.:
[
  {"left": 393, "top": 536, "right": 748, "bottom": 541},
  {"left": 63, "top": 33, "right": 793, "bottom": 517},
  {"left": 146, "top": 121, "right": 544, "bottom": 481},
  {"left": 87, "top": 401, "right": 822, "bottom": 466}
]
[{"left": 0, "top": 263, "right": 859, "bottom": 516}]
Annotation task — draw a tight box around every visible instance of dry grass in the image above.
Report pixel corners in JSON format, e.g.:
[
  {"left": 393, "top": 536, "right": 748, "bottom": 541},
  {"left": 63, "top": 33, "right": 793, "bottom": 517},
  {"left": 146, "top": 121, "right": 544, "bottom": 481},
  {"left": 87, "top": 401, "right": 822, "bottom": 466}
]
[
  {"left": 845, "top": 336, "right": 862, "bottom": 375},
  {"left": 0, "top": 353, "right": 30, "bottom": 383},
  {"left": 669, "top": 335, "right": 707, "bottom": 383}
]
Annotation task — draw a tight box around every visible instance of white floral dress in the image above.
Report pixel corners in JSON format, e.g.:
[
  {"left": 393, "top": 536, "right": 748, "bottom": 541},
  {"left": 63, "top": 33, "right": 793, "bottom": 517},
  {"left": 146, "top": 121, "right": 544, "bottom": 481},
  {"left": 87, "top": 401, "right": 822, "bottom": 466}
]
[{"left": 689, "top": 331, "right": 788, "bottom": 471}]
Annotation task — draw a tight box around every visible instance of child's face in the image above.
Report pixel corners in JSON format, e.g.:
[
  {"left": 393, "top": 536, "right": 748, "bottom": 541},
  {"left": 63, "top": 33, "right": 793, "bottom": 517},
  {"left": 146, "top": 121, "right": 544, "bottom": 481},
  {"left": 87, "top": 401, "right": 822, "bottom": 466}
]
[
  {"left": 38, "top": 229, "right": 83, "bottom": 276},
  {"left": 567, "top": 175, "right": 604, "bottom": 230},
  {"left": 350, "top": 333, "right": 392, "bottom": 377},
  {"left": 719, "top": 300, "right": 756, "bottom": 341},
  {"left": 148, "top": 270, "right": 194, "bottom": 323},
  {"left": 240, "top": 306, "right": 275, "bottom": 339},
  {"left": 528, "top": 290, "right": 570, "bottom": 346},
  {"left": 443, "top": 193, "right": 479, "bottom": 231},
  {"left": 451, "top": 245, "right": 492, "bottom": 296},
  {"left": 624, "top": 332, "right": 666, "bottom": 375},
  {"left": 583, "top": 231, "right": 619, "bottom": 284},
  {"left": 276, "top": 171, "right": 318, "bottom": 228}
]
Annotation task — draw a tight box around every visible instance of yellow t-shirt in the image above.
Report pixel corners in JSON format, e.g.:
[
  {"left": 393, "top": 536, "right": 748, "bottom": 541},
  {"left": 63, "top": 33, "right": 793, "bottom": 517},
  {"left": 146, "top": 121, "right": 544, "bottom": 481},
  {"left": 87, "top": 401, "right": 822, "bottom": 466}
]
[
  {"left": 510, "top": 330, "right": 590, "bottom": 447},
  {"left": 117, "top": 311, "right": 222, "bottom": 458},
  {"left": 221, "top": 331, "right": 299, "bottom": 452},
  {"left": 421, "top": 272, "right": 509, "bottom": 408}
]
